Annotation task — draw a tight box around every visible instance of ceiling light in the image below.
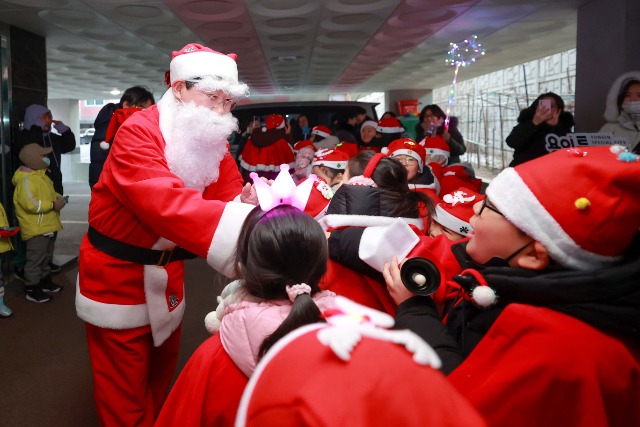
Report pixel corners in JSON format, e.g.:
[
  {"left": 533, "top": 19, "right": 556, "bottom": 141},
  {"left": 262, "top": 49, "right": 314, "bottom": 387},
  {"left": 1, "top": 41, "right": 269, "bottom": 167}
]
[{"left": 110, "top": 89, "right": 121, "bottom": 96}]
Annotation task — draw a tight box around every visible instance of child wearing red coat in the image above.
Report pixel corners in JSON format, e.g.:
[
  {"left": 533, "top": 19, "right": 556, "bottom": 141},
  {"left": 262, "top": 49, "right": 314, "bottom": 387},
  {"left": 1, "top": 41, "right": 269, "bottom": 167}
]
[
  {"left": 381, "top": 145, "right": 640, "bottom": 426},
  {"left": 239, "top": 114, "right": 294, "bottom": 180},
  {"left": 157, "top": 202, "right": 336, "bottom": 426}
]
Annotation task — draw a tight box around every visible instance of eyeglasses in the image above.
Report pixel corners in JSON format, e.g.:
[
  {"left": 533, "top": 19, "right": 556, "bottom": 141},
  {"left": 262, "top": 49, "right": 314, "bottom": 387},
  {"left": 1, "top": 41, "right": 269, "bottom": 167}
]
[
  {"left": 194, "top": 89, "right": 236, "bottom": 111},
  {"left": 479, "top": 198, "right": 504, "bottom": 217},
  {"left": 396, "top": 156, "right": 418, "bottom": 165}
]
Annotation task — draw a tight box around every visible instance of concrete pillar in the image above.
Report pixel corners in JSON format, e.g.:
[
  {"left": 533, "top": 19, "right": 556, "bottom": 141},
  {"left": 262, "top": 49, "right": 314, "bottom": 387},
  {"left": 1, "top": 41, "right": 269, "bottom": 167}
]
[{"left": 575, "top": 0, "right": 640, "bottom": 131}]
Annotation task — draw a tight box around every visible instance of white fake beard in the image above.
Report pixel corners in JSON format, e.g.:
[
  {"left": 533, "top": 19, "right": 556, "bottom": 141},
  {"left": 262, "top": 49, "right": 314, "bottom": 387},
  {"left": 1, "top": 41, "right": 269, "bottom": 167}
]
[{"left": 166, "top": 103, "right": 238, "bottom": 192}]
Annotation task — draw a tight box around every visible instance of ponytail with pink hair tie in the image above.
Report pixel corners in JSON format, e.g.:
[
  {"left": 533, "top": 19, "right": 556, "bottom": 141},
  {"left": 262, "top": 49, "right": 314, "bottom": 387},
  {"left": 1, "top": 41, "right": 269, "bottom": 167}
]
[{"left": 286, "top": 284, "right": 312, "bottom": 302}]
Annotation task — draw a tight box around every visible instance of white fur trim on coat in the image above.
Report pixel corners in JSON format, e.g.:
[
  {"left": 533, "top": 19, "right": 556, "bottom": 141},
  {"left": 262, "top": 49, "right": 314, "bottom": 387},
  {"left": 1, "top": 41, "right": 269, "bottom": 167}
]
[
  {"left": 487, "top": 168, "right": 620, "bottom": 270},
  {"left": 144, "top": 237, "right": 186, "bottom": 347},
  {"left": 604, "top": 71, "right": 640, "bottom": 122},
  {"left": 319, "top": 214, "right": 424, "bottom": 232},
  {"left": 207, "top": 201, "right": 256, "bottom": 277},
  {"left": 359, "top": 219, "right": 420, "bottom": 272},
  {"left": 76, "top": 278, "right": 150, "bottom": 329},
  {"left": 157, "top": 88, "right": 176, "bottom": 147}
]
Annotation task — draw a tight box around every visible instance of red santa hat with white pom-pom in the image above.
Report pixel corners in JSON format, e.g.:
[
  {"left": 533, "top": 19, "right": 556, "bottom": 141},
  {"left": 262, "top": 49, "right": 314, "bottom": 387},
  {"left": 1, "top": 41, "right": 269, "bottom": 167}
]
[
  {"left": 311, "top": 125, "right": 332, "bottom": 139},
  {"left": 434, "top": 187, "right": 485, "bottom": 236},
  {"left": 420, "top": 135, "right": 450, "bottom": 160},
  {"left": 382, "top": 137, "right": 427, "bottom": 172},
  {"left": 262, "top": 114, "right": 286, "bottom": 132},
  {"left": 311, "top": 149, "right": 349, "bottom": 170}
]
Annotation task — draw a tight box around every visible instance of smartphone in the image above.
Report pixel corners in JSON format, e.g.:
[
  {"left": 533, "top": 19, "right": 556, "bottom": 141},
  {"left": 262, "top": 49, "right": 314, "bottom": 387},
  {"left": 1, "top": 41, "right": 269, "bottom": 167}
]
[
  {"left": 539, "top": 99, "right": 552, "bottom": 110},
  {"left": 63, "top": 195, "right": 69, "bottom": 204}
]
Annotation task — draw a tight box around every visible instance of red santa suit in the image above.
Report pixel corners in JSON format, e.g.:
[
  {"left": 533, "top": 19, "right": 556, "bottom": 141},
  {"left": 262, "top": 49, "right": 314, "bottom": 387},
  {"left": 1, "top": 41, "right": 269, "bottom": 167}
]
[
  {"left": 77, "top": 86, "right": 255, "bottom": 424},
  {"left": 239, "top": 114, "right": 294, "bottom": 178},
  {"left": 449, "top": 304, "right": 640, "bottom": 427}
]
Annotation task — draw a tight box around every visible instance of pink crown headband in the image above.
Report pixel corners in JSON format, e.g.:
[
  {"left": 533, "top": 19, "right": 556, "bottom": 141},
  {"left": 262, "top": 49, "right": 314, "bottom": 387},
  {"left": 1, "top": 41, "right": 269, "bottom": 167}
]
[{"left": 250, "top": 164, "right": 316, "bottom": 212}]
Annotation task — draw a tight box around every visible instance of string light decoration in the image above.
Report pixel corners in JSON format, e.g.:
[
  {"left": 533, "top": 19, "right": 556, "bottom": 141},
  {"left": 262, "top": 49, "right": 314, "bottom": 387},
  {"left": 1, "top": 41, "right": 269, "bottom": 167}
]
[{"left": 444, "top": 35, "right": 486, "bottom": 129}]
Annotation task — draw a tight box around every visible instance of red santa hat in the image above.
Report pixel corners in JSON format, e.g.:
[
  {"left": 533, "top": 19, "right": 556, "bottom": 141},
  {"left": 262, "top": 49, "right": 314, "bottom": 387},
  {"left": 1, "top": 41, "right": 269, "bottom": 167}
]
[
  {"left": 376, "top": 117, "right": 404, "bottom": 134},
  {"left": 236, "top": 321, "right": 485, "bottom": 427},
  {"left": 311, "top": 148, "right": 349, "bottom": 170},
  {"left": 304, "top": 177, "right": 334, "bottom": 219},
  {"left": 382, "top": 137, "right": 427, "bottom": 172},
  {"left": 261, "top": 114, "right": 286, "bottom": 132},
  {"left": 487, "top": 146, "right": 640, "bottom": 270},
  {"left": 420, "top": 135, "right": 450, "bottom": 159},
  {"left": 293, "top": 139, "right": 317, "bottom": 153},
  {"left": 311, "top": 125, "right": 332, "bottom": 139},
  {"left": 169, "top": 43, "right": 242, "bottom": 91},
  {"left": 434, "top": 187, "right": 485, "bottom": 236}
]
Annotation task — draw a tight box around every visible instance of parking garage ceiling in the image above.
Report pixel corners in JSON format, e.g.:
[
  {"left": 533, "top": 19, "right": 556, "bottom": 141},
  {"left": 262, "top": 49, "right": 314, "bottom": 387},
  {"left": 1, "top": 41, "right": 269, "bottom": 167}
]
[{"left": 0, "top": 0, "right": 588, "bottom": 101}]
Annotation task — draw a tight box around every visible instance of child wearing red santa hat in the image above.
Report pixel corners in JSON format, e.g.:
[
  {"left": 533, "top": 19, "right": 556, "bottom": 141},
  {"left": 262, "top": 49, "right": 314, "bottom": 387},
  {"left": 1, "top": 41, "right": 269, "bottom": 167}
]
[
  {"left": 310, "top": 125, "right": 339, "bottom": 150},
  {"left": 421, "top": 135, "right": 483, "bottom": 195},
  {"left": 430, "top": 187, "right": 484, "bottom": 240},
  {"left": 239, "top": 113, "right": 295, "bottom": 180},
  {"left": 319, "top": 151, "right": 434, "bottom": 315},
  {"left": 379, "top": 145, "right": 640, "bottom": 426},
  {"left": 157, "top": 202, "right": 336, "bottom": 426},
  {"left": 377, "top": 116, "right": 405, "bottom": 148},
  {"left": 236, "top": 297, "right": 486, "bottom": 427},
  {"left": 384, "top": 137, "right": 440, "bottom": 204},
  {"left": 295, "top": 149, "right": 350, "bottom": 220},
  {"left": 291, "top": 139, "right": 317, "bottom": 183}
]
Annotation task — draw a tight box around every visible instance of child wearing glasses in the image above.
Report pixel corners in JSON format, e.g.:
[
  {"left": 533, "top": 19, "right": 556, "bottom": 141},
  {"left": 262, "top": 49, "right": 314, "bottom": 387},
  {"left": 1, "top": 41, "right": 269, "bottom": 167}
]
[
  {"left": 378, "top": 146, "right": 640, "bottom": 426},
  {"left": 384, "top": 137, "right": 440, "bottom": 204}
]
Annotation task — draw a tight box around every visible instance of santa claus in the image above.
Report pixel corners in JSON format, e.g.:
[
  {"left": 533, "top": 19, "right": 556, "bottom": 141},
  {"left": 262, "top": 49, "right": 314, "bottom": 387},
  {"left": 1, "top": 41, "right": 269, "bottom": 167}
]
[{"left": 76, "top": 43, "right": 257, "bottom": 426}]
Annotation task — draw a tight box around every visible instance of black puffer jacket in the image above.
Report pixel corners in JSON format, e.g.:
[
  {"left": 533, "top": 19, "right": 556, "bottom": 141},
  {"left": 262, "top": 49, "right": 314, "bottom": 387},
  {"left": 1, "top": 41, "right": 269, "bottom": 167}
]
[
  {"left": 506, "top": 109, "right": 574, "bottom": 167},
  {"left": 89, "top": 102, "right": 120, "bottom": 188},
  {"left": 395, "top": 236, "right": 640, "bottom": 374}
]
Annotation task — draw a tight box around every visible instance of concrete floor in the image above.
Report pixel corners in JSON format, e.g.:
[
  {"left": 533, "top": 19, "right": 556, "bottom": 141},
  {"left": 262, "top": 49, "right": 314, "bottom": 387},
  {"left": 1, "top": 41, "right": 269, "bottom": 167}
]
[{"left": 0, "top": 179, "right": 230, "bottom": 426}]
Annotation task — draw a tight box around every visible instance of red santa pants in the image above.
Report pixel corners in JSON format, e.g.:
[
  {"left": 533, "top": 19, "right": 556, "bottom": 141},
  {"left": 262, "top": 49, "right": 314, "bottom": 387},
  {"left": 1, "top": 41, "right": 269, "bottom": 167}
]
[{"left": 85, "top": 323, "right": 181, "bottom": 427}]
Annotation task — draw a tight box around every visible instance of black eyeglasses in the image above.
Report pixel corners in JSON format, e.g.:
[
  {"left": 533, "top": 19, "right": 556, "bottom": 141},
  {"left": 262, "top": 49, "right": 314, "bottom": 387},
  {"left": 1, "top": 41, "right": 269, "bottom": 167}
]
[{"left": 479, "top": 198, "right": 504, "bottom": 217}]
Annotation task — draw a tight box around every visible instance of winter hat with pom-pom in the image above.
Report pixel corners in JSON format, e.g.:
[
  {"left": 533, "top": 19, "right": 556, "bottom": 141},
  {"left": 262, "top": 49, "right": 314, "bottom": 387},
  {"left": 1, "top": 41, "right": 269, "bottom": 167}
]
[{"left": 383, "top": 137, "right": 426, "bottom": 172}]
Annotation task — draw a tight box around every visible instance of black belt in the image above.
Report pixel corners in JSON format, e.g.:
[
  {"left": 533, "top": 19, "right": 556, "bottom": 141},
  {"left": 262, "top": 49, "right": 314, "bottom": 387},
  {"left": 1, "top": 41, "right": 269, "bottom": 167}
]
[{"left": 87, "top": 226, "right": 197, "bottom": 267}]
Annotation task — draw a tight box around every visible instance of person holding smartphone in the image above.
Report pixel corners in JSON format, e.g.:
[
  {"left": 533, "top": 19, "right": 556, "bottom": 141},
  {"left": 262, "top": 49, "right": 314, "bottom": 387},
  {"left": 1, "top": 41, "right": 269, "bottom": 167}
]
[{"left": 506, "top": 92, "right": 574, "bottom": 167}]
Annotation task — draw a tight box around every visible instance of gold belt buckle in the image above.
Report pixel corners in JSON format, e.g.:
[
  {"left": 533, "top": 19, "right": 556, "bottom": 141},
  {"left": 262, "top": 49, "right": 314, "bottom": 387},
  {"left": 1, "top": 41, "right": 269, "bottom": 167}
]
[{"left": 156, "top": 246, "right": 176, "bottom": 268}]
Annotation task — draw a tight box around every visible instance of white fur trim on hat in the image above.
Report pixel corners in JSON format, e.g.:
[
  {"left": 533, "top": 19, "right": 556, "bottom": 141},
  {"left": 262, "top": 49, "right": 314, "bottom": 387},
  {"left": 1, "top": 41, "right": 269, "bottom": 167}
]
[
  {"left": 390, "top": 148, "right": 423, "bottom": 172},
  {"left": 604, "top": 71, "right": 640, "bottom": 122},
  {"left": 426, "top": 148, "right": 450, "bottom": 158},
  {"left": 377, "top": 124, "right": 405, "bottom": 133},
  {"left": 319, "top": 214, "right": 424, "bottom": 231},
  {"left": 361, "top": 120, "right": 378, "bottom": 130},
  {"left": 311, "top": 159, "right": 347, "bottom": 170},
  {"left": 434, "top": 204, "right": 472, "bottom": 236},
  {"left": 487, "top": 168, "right": 621, "bottom": 270},
  {"left": 171, "top": 50, "right": 238, "bottom": 85},
  {"left": 312, "top": 129, "right": 331, "bottom": 139}
]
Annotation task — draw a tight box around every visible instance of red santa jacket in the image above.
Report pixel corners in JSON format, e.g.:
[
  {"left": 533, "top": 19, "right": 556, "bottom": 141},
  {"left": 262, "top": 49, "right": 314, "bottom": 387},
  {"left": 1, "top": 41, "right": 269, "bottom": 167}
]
[
  {"left": 449, "top": 304, "right": 640, "bottom": 427},
  {"left": 77, "top": 104, "right": 255, "bottom": 346},
  {"left": 155, "top": 333, "right": 248, "bottom": 426},
  {"left": 239, "top": 128, "right": 294, "bottom": 172}
]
